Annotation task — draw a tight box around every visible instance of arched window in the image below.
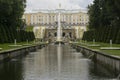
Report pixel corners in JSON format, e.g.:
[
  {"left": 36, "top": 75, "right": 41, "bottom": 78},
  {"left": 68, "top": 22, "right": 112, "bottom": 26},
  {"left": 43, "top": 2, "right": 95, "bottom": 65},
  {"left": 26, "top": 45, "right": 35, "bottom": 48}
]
[
  {"left": 48, "top": 32, "right": 51, "bottom": 37},
  {"left": 69, "top": 32, "right": 72, "bottom": 38},
  {"left": 62, "top": 32, "right": 65, "bottom": 37},
  {"left": 54, "top": 32, "right": 57, "bottom": 37}
]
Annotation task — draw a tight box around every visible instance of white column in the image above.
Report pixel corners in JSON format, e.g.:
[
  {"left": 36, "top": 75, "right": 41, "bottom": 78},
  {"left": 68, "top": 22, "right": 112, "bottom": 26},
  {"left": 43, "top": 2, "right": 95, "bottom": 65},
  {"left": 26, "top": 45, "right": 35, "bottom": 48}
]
[
  {"left": 35, "top": 16, "right": 37, "bottom": 24},
  {"left": 61, "top": 15, "right": 62, "bottom": 22},
  {"left": 56, "top": 14, "right": 58, "bottom": 21},
  {"left": 62, "top": 15, "right": 63, "bottom": 22},
  {"left": 71, "top": 15, "right": 73, "bottom": 24},
  {"left": 42, "top": 16, "right": 43, "bottom": 24},
  {"left": 37, "top": 15, "right": 39, "bottom": 24},
  {"left": 64, "top": 15, "right": 66, "bottom": 21},
  {"left": 63, "top": 15, "right": 65, "bottom": 21},
  {"left": 42, "top": 16, "right": 44, "bottom": 24},
  {"left": 41, "top": 28, "right": 43, "bottom": 39},
  {"left": 55, "top": 15, "right": 56, "bottom": 21},
  {"left": 76, "top": 27, "right": 79, "bottom": 39},
  {"left": 31, "top": 15, "right": 33, "bottom": 25},
  {"left": 47, "top": 15, "right": 49, "bottom": 24},
  {"left": 76, "top": 16, "right": 78, "bottom": 24}
]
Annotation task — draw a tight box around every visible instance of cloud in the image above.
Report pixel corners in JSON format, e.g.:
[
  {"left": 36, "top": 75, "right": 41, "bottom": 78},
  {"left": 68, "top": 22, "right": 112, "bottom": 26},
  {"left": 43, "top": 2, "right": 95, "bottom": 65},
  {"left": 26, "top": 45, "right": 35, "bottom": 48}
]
[
  {"left": 69, "top": 0, "right": 93, "bottom": 8},
  {"left": 25, "top": 0, "right": 93, "bottom": 12}
]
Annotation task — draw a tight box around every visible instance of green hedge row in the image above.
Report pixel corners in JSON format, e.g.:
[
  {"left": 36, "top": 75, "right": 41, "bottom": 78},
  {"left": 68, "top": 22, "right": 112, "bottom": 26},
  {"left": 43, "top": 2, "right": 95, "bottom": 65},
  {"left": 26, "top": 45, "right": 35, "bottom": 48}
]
[
  {"left": 84, "top": 0, "right": 120, "bottom": 44},
  {"left": 0, "top": 0, "right": 35, "bottom": 44},
  {"left": 82, "top": 26, "right": 120, "bottom": 44},
  {"left": 0, "top": 25, "right": 35, "bottom": 43}
]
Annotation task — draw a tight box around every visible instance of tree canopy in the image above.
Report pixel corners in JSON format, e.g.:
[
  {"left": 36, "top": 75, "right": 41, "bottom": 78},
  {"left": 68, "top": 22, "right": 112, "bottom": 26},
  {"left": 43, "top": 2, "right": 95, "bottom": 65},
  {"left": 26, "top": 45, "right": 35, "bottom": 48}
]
[
  {"left": 83, "top": 0, "right": 120, "bottom": 43},
  {"left": 0, "top": 0, "right": 35, "bottom": 43}
]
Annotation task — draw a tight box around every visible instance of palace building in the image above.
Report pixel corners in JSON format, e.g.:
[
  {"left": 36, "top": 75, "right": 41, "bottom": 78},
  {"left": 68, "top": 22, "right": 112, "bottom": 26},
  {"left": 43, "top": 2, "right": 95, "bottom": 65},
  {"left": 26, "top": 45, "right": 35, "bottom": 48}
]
[{"left": 23, "top": 8, "right": 89, "bottom": 42}]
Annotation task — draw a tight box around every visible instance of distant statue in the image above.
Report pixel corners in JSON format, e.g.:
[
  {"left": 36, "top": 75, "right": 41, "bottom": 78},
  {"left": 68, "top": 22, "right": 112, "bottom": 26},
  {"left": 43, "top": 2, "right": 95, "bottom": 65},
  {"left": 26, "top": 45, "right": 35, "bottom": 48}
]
[{"left": 59, "top": 3, "right": 61, "bottom": 9}]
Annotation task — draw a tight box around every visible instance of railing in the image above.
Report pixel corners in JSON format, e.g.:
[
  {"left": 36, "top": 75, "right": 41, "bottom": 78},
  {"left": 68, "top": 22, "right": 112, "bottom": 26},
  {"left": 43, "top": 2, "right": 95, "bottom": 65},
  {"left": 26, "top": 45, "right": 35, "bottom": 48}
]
[{"left": 29, "top": 23, "right": 87, "bottom": 27}]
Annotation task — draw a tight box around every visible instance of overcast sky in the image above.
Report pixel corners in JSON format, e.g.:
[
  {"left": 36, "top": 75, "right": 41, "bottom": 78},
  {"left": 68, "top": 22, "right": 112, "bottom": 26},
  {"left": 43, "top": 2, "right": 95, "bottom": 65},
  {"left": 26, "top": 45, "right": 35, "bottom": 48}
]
[{"left": 26, "top": 0, "right": 93, "bottom": 12}]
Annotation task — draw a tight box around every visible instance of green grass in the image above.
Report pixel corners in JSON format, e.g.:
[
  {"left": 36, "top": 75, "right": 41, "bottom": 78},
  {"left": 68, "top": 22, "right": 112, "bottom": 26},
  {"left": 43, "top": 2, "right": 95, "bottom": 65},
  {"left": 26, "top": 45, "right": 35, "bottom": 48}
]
[
  {"left": 0, "top": 41, "right": 35, "bottom": 51},
  {"left": 101, "top": 50, "right": 120, "bottom": 56},
  {"left": 75, "top": 41, "right": 120, "bottom": 56},
  {"left": 0, "top": 41, "right": 48, "bottom": 52}
]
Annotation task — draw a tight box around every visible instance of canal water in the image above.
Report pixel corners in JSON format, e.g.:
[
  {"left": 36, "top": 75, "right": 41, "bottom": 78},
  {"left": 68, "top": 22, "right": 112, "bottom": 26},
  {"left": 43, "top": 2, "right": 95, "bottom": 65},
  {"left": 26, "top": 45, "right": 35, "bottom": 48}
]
[{"left": 0, "top": 44, "right": 116, "bottom": 80}]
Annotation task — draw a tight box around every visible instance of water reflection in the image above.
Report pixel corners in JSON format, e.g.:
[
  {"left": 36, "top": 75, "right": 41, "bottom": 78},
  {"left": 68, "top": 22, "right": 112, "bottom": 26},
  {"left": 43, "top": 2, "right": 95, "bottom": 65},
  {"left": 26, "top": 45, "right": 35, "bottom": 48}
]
[
  {"left": 0, "top": 58, "right": 24, "bottom": 80},
  {"left": 0, "top": 44, "right": 116, "bottom": 80},
  {"left": 57, "top": 45, "right": 62, "bottom": 80}
]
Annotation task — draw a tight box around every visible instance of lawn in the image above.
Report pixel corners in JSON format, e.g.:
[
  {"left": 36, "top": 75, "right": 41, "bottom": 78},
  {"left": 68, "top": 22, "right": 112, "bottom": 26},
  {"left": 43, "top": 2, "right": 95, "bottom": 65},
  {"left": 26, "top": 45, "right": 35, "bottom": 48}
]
[
  {"left": 75, "top": 41, "right": 120, "bottom": 56},
  {"left": 0, "top": 41, "right": 35, "bottom": 51}
]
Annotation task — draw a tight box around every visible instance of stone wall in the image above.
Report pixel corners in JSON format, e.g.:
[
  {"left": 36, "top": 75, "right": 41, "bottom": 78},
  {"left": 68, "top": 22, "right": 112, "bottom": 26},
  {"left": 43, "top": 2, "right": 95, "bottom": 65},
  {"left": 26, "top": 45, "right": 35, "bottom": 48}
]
[
  {"left": 0, "top": 44, "right": 47, "bottom": 62},
  {"left": 72, "top": 44, "right": 120, "bottom": 76}
]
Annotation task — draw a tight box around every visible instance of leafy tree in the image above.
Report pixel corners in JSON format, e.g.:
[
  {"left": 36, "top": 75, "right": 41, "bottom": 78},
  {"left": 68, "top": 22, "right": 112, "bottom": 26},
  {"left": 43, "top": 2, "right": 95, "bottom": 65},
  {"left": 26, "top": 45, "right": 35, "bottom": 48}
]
[
  {"left": 83, "top": 0, "right": 120, "bottom": 44},
  {"left": 0, "top": 0, "right": 35, "bottom": 43},
  {"left": 88, "top": 0, "right": 101, "bottom": 29}
]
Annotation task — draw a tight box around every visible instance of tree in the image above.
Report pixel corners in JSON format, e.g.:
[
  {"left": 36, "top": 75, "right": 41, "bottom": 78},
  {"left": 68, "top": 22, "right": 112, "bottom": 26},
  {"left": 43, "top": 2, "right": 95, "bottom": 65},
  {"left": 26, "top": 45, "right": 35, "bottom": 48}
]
[
  {"left": 0, "top": 0, "right": 36, "bottom": 43},
  {"left": 83, "top": 0, "right": 120, "bottom": 44},
  {"left": 88, "top": 0, "right": 101, "bottom": 29}
]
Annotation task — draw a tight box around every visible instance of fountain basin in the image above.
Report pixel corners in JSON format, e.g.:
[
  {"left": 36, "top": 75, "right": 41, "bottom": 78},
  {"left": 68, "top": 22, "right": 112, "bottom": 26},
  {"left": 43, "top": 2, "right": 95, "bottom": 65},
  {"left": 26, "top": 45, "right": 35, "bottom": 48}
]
[
  {"left": 0, "top": 48, "right": 2, "bottom": 51},
  {"left": 8, "top": 45, "right": 22, "bottom": 47},
  {"left": 100, "top": 47, "right": 120, "bottom": 50},
  {"left": 87, "top": 44, "right": 100, "bottom": 47},
  {"left": 80, "top": 43, "right": 88, "bottom": 46},
  {"left": 23, "top": 44, "right": 33, "bottom": 46}
]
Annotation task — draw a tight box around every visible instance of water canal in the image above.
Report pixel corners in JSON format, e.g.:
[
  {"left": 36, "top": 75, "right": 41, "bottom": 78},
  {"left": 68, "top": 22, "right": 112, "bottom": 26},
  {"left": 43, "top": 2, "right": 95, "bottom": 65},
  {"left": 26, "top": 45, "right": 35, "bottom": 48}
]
[{"left": 0, "top": 44, "right": 116, "bottom": 80}]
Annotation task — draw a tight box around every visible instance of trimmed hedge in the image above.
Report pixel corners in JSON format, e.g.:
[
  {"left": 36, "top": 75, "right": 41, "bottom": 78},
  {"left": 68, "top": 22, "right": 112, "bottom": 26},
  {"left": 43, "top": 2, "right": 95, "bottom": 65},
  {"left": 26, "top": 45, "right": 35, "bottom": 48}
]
[
  {"left": 82, "top": 26, "right": 120, "bottom": 44},
  {"left": 0, "top": 26, "right": 35, "bottom": 43}
]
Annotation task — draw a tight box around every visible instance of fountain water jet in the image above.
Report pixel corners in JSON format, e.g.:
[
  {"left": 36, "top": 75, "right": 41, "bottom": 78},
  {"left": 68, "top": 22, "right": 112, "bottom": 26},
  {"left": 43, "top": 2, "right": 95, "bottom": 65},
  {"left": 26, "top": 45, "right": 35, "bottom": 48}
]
[
  {"left": 55, "top": 3, "right": 64, "bottom": 45},
  {"left": 57, "top": 12, "right": 62, "bottom": 42}
]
